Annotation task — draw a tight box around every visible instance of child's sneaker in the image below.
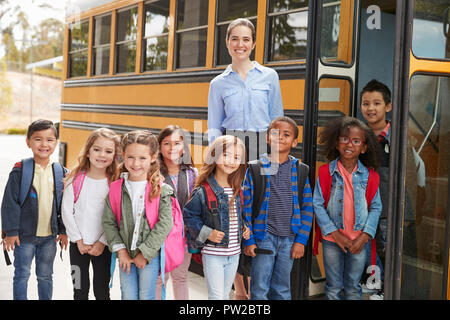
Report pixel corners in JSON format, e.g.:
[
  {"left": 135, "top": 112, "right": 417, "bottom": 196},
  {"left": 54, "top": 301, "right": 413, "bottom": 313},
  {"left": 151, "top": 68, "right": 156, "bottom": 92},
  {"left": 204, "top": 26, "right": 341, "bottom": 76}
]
[
  {"left": 369, "top": 290, "right": 384, "bottom": 300},
  {"left": 361, "top": 280, "right": 382, "bottom": 293}
]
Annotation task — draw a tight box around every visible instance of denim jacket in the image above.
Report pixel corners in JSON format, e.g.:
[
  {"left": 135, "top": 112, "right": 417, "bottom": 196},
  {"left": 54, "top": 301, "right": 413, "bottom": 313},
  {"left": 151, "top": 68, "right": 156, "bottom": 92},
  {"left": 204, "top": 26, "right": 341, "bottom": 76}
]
[
  {"left": 183, "top": 175, "right": 244, "bottom": 250},
  {"left": 312, "top": 159, "right": 382, "bottom": 238}
]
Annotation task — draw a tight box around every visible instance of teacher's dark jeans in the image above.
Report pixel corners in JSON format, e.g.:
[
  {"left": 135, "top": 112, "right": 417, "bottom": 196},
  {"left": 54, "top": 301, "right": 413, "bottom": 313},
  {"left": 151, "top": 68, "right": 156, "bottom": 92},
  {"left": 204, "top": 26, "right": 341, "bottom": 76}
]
[{"left": 223, "top": 129, "right": 270, "bottom": 162}]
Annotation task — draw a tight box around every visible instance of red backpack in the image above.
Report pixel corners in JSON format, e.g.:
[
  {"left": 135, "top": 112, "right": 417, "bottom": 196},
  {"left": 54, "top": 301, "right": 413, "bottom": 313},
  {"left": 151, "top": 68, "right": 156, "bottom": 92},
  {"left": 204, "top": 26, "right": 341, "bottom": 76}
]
[{"left": 313, "top": 163, "right": 379, "bottom": 272}]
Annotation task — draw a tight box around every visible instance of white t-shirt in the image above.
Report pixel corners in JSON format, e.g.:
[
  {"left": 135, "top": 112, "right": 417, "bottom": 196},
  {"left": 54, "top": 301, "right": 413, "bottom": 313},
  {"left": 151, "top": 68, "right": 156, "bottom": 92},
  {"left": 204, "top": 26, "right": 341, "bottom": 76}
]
[
  {"left": 124, "top": 179, "right": 147, "bottom": 251},
  {"left": 62, "top": 176, "right": 109, "bottom": 245}
]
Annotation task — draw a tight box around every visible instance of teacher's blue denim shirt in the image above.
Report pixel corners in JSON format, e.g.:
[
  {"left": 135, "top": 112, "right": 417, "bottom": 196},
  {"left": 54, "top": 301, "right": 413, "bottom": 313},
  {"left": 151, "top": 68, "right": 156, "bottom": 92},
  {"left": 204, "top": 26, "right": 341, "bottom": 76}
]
[
  {"left": 313, "top": 159, "right": 382, "bottom": 238},
  {"left": 207, "top": 61, "right": 283, "bottom": 144}
]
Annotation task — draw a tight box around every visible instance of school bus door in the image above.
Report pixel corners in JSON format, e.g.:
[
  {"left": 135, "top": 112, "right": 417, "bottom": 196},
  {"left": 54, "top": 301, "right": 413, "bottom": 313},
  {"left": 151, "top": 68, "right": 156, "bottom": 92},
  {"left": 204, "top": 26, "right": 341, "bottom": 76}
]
[{"left": 301, "top": 0, "right": 358, "bottom": 299}]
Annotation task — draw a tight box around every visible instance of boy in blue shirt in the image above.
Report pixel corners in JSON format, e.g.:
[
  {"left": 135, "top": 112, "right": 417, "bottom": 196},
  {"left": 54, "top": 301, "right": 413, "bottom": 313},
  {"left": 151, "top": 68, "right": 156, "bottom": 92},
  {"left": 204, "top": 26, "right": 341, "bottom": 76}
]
[
  {"left": 243, "top": 116, "right": 313, "bottom": 300},
  {"left": 1, "top": 119, "right": 68, "bottom": 300}
]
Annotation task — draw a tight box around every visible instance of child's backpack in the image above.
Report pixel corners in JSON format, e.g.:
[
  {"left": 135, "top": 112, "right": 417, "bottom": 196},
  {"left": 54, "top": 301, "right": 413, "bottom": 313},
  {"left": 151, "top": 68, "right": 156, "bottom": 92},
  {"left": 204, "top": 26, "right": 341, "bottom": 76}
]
[
  {"left": 108, "top": 178, "right": 185, "bottom": 299},
  {"left": 313, "top": 163, "right": 379, "bottom": 273},
  {"left": 247, "top": 159, "right": 310, "bottom": 221},
  {"left": 18, "top": 157, "right": 65, "bottom": 211},
  {"left": 71, "top": 170, "right": 87, "bottom": 204}
]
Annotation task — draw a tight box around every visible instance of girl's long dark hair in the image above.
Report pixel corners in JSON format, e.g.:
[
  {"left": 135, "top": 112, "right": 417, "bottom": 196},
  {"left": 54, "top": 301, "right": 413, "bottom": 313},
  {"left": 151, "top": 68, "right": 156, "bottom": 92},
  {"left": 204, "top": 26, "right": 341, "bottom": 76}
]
[{"left": 319, "top": 116, "right": 381, "bottom": 169}]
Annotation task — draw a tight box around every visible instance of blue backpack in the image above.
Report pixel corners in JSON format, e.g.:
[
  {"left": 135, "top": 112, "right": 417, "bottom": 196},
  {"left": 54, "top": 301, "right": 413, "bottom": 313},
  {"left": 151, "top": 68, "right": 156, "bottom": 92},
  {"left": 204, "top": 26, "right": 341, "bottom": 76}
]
[
  {"left": 18, "top": 157, "right": 65, "bottom": 211},
  {"left": 2, "top": 158, "right": 65, "bottom": 266}
]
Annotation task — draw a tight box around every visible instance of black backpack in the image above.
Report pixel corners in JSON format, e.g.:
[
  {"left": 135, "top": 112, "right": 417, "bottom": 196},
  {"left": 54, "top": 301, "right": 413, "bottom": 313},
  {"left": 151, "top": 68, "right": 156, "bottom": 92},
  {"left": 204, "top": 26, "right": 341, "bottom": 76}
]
[{"left": 247, "top": 159, "right": 309, "bottom": 221}]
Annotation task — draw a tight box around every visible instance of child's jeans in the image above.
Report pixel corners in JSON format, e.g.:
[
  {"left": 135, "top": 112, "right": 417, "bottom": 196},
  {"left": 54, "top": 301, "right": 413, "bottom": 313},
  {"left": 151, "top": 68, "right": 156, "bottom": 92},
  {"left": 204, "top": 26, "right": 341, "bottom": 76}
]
[
  {"left": 156, "top": 250, "right": 192, "bottom": 300},
  {"left": 322, "top": 239, "right": 367, "bottom": 300},
  {"left": 119, "top": 255, "right": 160, "bottom": 300},
  {"left": 202, "top": 253, "right": 240, "bottom": 300},
  {"left": 13, "top": 235, "right": 57, "bottom": 300},
  {"left": 250, "top": 233, "right": 295, "bottom": 300}
]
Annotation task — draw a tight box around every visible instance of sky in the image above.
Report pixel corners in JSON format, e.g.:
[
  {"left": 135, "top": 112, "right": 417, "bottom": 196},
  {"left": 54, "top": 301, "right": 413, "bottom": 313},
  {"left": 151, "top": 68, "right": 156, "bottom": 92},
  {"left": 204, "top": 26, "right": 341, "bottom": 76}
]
[{"left": 4, "top": 0, "right": 66, "bottom": 26}]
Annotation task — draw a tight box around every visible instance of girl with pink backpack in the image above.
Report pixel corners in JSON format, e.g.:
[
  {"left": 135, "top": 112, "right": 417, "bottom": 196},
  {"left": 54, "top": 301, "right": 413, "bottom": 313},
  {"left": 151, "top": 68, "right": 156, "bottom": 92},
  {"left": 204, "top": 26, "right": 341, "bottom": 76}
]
[
  {"left": 102, "top": 130, "right": 185, "bottom": 300},
  {"left": 155, "top": 125, "right": 198, "bottom": 300},
  {"left": 62, "top": 128, "right": 121, "bottom": 300}
]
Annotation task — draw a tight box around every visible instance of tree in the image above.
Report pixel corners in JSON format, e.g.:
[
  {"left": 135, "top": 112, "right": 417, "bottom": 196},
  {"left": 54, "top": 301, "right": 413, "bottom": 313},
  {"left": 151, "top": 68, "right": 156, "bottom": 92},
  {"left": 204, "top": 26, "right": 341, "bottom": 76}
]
[
  {"left": 1, "top": 1, "right": 64, "bottom": 71},
  {"left": 0, "top": 57, "right": 12, "bottom": 118}
]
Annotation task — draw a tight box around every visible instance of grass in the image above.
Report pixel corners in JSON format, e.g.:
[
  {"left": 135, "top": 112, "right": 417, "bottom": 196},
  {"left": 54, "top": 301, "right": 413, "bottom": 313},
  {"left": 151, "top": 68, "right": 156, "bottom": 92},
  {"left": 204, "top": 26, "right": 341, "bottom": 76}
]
[{"left": 2, "top": 128, "right": 27, "bottom": 135}]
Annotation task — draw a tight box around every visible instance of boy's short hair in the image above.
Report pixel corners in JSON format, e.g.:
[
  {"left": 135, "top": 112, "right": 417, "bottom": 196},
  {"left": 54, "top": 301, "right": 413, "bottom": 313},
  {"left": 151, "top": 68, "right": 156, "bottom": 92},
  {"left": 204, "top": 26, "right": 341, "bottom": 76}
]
[
  {"left": 27, "top": 119, "right": 58, "bottom": 140},
  {"left": 360, "top": 79, "right": 391, "bottom": 104},
  {"left": 267, "top": 116, "right": 299, "bottom": 139}
]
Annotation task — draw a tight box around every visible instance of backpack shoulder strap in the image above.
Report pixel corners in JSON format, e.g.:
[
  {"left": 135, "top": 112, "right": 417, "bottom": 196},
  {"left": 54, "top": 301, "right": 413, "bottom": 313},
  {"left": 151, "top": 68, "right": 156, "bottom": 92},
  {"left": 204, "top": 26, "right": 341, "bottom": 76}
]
[
  {"left": 248, "top": 159, "right": 266, "bottom": 220},
  {"left": 52, "top": 162, "right": 65, "bottom": 212},
  {"left": 201, "top": 181, "right": 217, "bottom": 212},
  {"left": 318, "top": 163, "right": 332, "bottom": 208},
  {"left": 72, "top": 170, "right": 86, "bottom": 204},
  {"left": 19, "top": 158, "right": 35, "bottom": 207},
  {"left": 201, "top": 181, "right": 221, "bottom": 231},
  {"left": 109, "top": 178, "right": 124, "bottom": 228},
  {"left": 365, "top": 168, "right": 380, "bottom": 208}
]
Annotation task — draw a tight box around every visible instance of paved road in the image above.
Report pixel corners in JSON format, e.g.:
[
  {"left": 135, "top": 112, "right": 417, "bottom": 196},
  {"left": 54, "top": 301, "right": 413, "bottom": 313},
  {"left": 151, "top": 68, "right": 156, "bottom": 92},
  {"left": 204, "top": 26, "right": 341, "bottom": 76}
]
[{"left": 0, "top": 134, "right": 207, "bottom": 300}]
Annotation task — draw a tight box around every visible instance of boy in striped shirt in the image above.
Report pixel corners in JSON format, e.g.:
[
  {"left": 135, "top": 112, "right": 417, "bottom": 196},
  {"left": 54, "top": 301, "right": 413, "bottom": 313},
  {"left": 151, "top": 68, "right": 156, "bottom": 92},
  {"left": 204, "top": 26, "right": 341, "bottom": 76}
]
[{"left": 243, "top": 116, "right": 313, "bottom": 300}]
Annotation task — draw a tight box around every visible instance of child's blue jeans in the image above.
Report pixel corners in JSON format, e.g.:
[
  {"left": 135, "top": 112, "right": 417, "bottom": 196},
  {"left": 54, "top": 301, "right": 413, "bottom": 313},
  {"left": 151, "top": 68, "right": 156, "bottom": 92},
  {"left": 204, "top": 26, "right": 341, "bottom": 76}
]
[
  {"left": 250, "top": 233, "right": 295, "bottom": 300},
  {"left": 13, "top": 235, "right": 57, "bottom": 300},
  {"left": 322, "top": 239, "right": 367, "bottom": 300},
  {"left": 202, "top": 253, "right": 240, "bottom": 300},
  {"left": 119, "top": 254, "right": 160, "bottom": 300}
]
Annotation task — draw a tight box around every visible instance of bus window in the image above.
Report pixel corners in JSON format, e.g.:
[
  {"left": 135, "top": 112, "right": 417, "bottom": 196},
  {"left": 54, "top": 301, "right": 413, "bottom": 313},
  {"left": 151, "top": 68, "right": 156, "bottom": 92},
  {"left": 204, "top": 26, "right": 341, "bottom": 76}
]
[
  {"left": 401, "top": 74, "right": 450, "bottom": 299},
  {"left": 69, "top": 19, "right": 89, "bottom": 77},
  {"left": 266, "top": 0, "right": 308, "bottom": 62},
  {"left": 116, "top": 6, "right": 139, "bottom": 73},
  {"left": 215, "top": 0, "right": 257, "bottom": 66},
  {"left": 356, "top": 0, "right": 395, "bottom": 120},
  {"left": 92, "top": 14, "right": 111, "bottom": 76},
  {"left": 175, "top": 0, "right": 209, "bottom": 69},
  {"left": 412, "top": 1, "right": 450, "bottom": 60},
  {"left": 320, "top": 0, "right": 355, "bottom": 66},
  {"left": 142, "top": 0, "right": 170, "bottom": 72}
]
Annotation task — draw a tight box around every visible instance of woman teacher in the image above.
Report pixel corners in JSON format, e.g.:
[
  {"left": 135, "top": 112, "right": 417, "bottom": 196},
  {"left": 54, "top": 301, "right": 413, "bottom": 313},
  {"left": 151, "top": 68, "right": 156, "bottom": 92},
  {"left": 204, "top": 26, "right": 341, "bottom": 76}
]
[{"left": 207, "top": 18, "right": 283, "bottom": 161}]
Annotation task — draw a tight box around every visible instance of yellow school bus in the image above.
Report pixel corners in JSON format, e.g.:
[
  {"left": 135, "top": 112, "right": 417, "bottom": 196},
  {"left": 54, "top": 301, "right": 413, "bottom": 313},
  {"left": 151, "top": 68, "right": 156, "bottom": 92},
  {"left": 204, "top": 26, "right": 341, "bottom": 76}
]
[{"left": 60, "top": 0, "right": 450, "bottom": 299}]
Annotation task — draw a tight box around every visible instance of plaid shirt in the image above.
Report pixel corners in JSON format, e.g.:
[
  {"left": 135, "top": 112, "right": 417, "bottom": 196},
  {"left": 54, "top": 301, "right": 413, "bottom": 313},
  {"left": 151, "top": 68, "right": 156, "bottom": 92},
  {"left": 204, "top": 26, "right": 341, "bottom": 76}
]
[
  {"left": 243, "top": 154, "right": 313, "bottom": 246},
  {"left": 378, "top": 121, "right": 391, "bottom": 143}
]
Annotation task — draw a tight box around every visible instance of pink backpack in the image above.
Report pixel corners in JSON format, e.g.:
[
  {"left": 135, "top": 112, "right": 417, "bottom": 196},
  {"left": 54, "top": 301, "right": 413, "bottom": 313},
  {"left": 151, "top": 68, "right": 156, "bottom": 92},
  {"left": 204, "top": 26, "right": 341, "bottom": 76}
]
[
  {"left": 72, "top": 171, "right": 87, "bottom": 203},
  {"left": 108, "top": 178, "right": 185, "bottom": 298}
]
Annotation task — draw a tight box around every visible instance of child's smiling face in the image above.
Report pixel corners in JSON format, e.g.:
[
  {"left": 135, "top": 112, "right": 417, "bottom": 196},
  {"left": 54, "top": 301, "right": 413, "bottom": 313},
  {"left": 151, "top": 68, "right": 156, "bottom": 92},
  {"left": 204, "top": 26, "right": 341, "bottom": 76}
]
[
  {"left": 123, "top": 142, "right": 157, "bottom": 181},
  {"left": 360, "top": 91, "right": 392, "bottom": 127},
  {"left": 26, "top": 128, "right": 58, "bottom": 164},
  {"left": 160, "top": 131, "right": 184, "bottom": 164},
  {"left": 88, "top": 136, "right": 116, "bottom": 171},
  {"left": 267, "top": 121, "right": 298, "bottom": 154},
  {"left": 336, "top": 126, "right": 367, "bottom": 161},
  {"left": 215, "top": 143, "right": 244, "bottom": 176}
]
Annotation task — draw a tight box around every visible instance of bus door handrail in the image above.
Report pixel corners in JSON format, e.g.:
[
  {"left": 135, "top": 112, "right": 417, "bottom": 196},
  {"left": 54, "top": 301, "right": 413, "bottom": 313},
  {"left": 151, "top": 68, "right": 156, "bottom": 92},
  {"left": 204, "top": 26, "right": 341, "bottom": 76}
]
[{"left": 417, "top": 77, "right": 441, "bottom": 155}]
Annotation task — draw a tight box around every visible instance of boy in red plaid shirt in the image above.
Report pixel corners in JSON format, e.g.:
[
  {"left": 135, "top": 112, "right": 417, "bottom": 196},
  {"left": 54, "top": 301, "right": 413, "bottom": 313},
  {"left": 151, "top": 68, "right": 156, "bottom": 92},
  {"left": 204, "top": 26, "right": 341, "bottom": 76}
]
[{"left": 359, "top": 79, "right": 392, "bottom": 300}]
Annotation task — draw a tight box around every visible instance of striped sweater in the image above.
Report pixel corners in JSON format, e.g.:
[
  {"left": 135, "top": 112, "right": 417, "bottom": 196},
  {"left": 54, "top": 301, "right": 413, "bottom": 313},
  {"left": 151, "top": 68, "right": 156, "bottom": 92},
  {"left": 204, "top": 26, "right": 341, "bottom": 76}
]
[{"left": 243, "top": 154, "right": 313, "bottom": 246}]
